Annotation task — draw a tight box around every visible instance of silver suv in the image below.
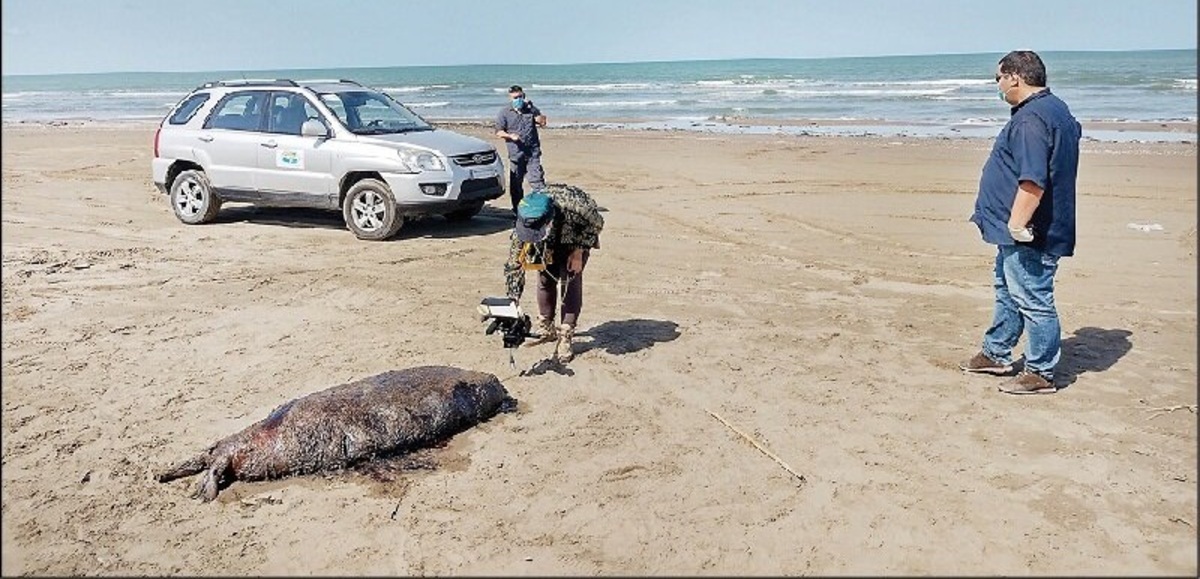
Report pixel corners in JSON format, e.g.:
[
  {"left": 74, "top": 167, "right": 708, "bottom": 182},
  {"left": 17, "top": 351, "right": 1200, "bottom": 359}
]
[{"left": 151, "top": 79, "right": 505, "bottom": 240}]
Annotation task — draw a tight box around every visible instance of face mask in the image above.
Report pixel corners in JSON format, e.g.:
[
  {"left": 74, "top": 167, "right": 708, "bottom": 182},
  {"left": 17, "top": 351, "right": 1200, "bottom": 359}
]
[
  {"left": 997, "top": 89, "right": 1008, "bottom": 103},
  {"left": 512, "top": 97, "right": 526, "bottom": 110}
]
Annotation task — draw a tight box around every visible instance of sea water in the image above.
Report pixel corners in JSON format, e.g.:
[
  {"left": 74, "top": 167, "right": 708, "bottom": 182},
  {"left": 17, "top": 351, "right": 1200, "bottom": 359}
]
[{"left": 3, "top": 50, "right": 1195, "bottom": 142}]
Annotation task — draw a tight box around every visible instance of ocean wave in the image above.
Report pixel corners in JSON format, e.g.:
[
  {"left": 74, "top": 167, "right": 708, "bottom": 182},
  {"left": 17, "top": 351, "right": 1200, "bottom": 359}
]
[
  {"left": 930, "top": 95, "right": 994, "bottom": 101},
  {"left": 850, "top": 78, "right": 993, "bottom": 87},
  {"left": 957, "top": 117, "right": 1005, "bottom": 125},
  {"left": 763, "top": 87, "right": 960, "bottom": 97},
  {"left": 2, "top": 91, "right": 57, "bottom": 100},
  {"left": 1172, "top": 79, "right": 1197, "bottom": 90},
  {"left": 529, "top": 83, "right": 658, "bottom": 92},
  {"left": 380, "top": 85, "right": 452, "bottom": 93},
  {"left": 695, "top": 79, "right": 810, "bottom": 88},
  {"left": 560, "top": 99, "right": 677, "bottom": 107},
  {"left": 1085, "top": 116, "right": 1198, "bottom": 123},
  {"left": 694, "top": 78, "right": 988, "bottom": 90},
  {"left": 405, "top": 101, "right": 450, "bottom": 108},
  {"left": 690, "top": 84, "right": 965, "bottom": 99},
  {"left": 105, "top": 90, "right": 187, "bottom": 97}
]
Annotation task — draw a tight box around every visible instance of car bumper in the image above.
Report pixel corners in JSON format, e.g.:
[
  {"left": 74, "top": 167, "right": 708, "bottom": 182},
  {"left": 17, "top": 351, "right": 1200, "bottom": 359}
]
[
  {"left": 381, "top": 160, "right": 505, "bottom": 214},
  {"left": 151, "top": 158, "right": 172, "bottom": 194}
]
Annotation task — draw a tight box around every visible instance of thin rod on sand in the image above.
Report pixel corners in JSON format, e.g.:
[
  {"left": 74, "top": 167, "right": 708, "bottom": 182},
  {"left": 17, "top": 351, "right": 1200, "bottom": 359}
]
[{"left": 706, "top": 409, "right": 806, "bottom": 485}]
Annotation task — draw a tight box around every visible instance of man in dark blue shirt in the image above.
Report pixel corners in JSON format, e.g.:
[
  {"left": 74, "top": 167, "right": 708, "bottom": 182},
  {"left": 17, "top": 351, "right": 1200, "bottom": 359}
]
[
  {"left": 495, "top": 85, "right": 548, "bottom": 214},
  {"left": 961, "top": 50, "right": 1081, "bottom": 395}
]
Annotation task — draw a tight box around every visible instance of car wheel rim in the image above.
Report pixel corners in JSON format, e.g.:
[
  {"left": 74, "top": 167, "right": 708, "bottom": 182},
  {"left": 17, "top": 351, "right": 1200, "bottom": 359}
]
[
  {"left": 175, "top": 179, "right": 204, "bottom": 216},
  {"left": 351, "top": 191, "right": 386, "bottom": 232}
]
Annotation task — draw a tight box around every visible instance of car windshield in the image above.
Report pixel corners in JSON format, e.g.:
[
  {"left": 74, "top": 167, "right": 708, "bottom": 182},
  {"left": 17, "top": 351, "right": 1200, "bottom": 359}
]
[{"left": 317, "top": 89, "right": 433, "bottom": 135}]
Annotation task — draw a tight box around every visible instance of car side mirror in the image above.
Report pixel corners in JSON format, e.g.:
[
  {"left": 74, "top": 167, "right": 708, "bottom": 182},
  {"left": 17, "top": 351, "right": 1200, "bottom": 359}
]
[{"left": 301, "top": 119, "right": 329, "bottom": 138}]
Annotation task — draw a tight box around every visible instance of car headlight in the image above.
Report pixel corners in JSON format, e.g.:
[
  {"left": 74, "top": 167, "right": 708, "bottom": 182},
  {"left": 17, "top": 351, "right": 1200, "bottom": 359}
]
[{"left": 397, "top": 149, "right": 445, "bottom": 173}]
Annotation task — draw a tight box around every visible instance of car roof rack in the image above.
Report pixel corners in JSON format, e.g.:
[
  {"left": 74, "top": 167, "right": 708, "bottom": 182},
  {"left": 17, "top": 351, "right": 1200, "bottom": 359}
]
[
  {"left": 296, "top": 79, "right": 364, "bottom": 86},
  {"left": 196, "top": 79, "right": 300, "bottom": 90}
]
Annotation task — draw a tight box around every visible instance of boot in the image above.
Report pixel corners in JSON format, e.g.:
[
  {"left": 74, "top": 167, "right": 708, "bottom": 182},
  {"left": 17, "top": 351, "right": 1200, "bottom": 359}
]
[
  {"left": 523, "top": 315, "right": 557, "bottom": 347},
  {"left": 554, "top": 323, "right": 576, "bottom": 362}
]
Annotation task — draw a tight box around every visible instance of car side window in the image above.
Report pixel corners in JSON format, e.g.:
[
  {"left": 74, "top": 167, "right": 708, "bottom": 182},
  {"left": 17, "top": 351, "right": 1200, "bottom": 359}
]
[
  {"left": 168, "top": 93, "right": 210, "bottom": 125},
  {"left": 204, "top": 91, "right": 269, "bottom": 132},
  {"left": 267, "top": 92, "right": 323, "bottom": 136}
]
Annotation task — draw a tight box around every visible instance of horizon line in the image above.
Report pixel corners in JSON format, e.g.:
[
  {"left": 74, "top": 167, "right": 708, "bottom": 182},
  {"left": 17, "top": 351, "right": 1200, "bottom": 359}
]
[{"left": 3, "top": 47, "right": 1195, "bottom": 78}]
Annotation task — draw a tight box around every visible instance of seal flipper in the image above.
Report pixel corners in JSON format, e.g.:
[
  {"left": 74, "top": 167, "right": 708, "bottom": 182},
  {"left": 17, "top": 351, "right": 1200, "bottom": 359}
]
[{"left": 196, "top": 454, "right": 232, "bottom": 502}]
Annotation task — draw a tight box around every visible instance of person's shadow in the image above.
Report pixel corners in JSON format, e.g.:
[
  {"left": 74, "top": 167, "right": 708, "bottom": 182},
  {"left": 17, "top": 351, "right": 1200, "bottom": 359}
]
[
  {"left": 519, "top": 319, "right": 680, "bottom": 376},
  {"left": 1055, "top": 327, "right": 1133, "bottom": 389},
  {"left": 575, "top": 319, "right": 681, "bottom": 356}
]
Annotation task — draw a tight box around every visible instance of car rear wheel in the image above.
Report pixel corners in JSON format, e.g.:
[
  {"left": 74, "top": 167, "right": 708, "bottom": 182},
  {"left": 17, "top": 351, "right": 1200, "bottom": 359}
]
[
  {"left": 170, "top": 169, "right": 222, "bottom": 224},
  {"left": 343, "top": 179, "right": 403, "bottom": 241},
  {"left": 444, "top": 200, "right": 485, "bottom": 222}
]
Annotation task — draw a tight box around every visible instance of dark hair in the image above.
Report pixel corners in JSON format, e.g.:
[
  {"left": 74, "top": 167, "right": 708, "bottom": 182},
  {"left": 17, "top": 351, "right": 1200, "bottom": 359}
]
[
  {"left": 509, "top": 85, "right": 524, "bottom": 94},
  {"left": 998, "top": 50, "right": 1047, "bottom": 87}
]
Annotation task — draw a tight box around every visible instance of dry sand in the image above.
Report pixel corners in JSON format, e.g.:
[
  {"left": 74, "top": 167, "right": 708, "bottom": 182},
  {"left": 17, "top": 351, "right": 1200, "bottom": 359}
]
[{"left": 1, "top": 121, "right": 1196, "bottom": 575}]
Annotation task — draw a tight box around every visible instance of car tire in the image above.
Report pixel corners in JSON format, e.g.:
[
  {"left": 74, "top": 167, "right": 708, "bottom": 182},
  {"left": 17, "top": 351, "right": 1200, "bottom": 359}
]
[
  {"left": 170, "top": 169, "right": 222, "bottom": 224},
  {"left": 444, "top": 200, "right": 485, "bottom": 222},
  {"left": 343, "top": 179, "right": 404, "bottom": 241}
]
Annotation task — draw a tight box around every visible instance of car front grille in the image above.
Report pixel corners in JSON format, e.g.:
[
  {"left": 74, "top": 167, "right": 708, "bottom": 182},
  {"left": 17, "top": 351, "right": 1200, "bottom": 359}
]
[
  {"left": 452, "top": 151, "right": 497, "bottom": 166},
  {"left": 461, "top": 176, "right": 501, "bottom": 196}
]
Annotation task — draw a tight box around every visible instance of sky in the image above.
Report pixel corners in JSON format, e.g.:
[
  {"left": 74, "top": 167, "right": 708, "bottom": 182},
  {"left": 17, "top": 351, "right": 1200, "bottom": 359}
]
[{"left": 1, "top": 0, "right": 1196, "bottom": 76}]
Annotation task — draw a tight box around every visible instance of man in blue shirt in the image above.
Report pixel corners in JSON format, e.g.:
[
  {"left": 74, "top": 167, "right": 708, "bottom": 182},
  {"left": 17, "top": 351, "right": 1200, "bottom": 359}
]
[
  {"left": 495, "top": 85, "right": 548, "bottom": 214},
  {"left": 961, "top": 50, "right": 1081, "bottom": 395}
]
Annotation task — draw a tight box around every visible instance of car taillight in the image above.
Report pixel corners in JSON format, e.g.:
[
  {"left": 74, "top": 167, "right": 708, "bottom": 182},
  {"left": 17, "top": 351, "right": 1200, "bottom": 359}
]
[{"left": 153, "top": 126, "right": 161, "bottom": 158}]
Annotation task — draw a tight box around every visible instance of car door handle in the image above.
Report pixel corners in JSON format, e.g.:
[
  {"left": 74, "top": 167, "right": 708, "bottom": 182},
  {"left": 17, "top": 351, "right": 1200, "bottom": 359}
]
[
  {"left": 198, "top": 135, "right": 213, "bottom": 142},
  {"left": 261, "top": 140, "right": 278, "bottom": 149}
]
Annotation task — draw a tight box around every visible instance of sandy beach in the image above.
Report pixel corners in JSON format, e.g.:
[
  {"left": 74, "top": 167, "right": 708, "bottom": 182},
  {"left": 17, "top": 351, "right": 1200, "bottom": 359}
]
[{"left": 1, "top": 121, "right": 1196, "bottom": 575}]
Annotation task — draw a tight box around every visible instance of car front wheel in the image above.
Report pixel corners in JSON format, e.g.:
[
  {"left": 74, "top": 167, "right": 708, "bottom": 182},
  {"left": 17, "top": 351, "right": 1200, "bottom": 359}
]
[
  {"left": 343, "top": 179, "right": 403, "bottom": 240},
  {"left": 170, "top": 169, "right": 222, "bottom": 224}
]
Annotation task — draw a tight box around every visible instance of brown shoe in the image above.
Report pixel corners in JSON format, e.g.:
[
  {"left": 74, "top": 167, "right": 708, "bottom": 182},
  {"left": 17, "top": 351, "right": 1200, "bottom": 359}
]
[
  {"left": 522, "top": 315, "right": 558, "bottom": 347},
  {"left": 960, "top": 351, "right": 1013, "bottom": 375},
  {"left": 554, "top": 323, "right": 576, "bottom": 363},
  {"left": 998, "top": 371, "right": 1056, "bottom": 395}
]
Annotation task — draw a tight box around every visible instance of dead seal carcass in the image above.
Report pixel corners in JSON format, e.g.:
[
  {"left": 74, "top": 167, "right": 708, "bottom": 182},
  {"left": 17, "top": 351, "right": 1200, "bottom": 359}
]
[{"left": 158, "top": 366, "right": 514, "bottom": 501}]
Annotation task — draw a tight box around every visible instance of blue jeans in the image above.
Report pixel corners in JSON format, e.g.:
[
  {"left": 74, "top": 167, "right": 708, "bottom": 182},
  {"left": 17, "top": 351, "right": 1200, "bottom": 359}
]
[{"left": 981, "top": 244, "right": 1062, "bottom": 380}]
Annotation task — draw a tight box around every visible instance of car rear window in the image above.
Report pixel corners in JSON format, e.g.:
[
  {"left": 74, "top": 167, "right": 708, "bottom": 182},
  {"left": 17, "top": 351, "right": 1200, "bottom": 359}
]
[{"left": 169, "top": 93, "right": 210, "bottom": 125}]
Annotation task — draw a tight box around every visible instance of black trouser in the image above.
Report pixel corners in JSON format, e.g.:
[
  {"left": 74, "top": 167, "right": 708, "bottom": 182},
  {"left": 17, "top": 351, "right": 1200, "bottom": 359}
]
[
  {"left": 536, "top": 246, "right": 589, "bottom": 326},
  {"left": 507, "top": 150, "right": 545, "bottom": 213}
]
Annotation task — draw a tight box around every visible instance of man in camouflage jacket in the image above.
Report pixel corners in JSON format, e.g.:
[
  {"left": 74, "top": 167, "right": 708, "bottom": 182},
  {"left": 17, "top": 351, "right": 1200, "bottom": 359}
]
[{"left": 504, "top": 183, "right": 604, "bottom": 362}]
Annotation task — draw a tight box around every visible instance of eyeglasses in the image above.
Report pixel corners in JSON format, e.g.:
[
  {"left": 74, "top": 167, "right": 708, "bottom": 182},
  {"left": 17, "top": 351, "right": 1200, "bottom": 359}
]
[{"left": 994, "top": 73, "right": 1008, "bottom": 83}]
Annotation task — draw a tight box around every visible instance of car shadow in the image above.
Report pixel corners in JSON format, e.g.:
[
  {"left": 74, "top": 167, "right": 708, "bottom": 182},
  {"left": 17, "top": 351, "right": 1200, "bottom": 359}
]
[
  {"left": 397, "top": 205, "right": 514, "bottom": 240},
  {"left": 214, "top": 205, "right": 347, "bottom": 230},
  {"left": 575, "top": 318, "right": 682, "bottom": 356},
  {"left": 1055, "top": 327, "right": 1134, "bottom": 390},
  {"left": 212, "top": 203, "right": 514, "bottom": 239}
]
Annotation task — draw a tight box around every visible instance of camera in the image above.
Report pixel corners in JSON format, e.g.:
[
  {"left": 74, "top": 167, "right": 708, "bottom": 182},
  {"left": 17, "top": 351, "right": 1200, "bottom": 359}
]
[{"left": 478, "top": 297, "right": 537, "bottom": 348}]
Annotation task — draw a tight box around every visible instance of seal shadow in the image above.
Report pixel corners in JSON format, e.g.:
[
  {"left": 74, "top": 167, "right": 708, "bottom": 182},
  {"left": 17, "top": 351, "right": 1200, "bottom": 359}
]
[
  {"left": 575, "top": 318, "right": 681, "bottom": 356},
  {"left": 1055, "top": 327, "right": 1134, "bottom": 390}
]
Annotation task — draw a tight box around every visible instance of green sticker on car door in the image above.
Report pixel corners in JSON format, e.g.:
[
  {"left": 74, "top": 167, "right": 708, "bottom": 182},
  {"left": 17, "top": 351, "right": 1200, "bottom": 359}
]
[{"left": 276, "top": 150, "right": 304, "bottom": 169}]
